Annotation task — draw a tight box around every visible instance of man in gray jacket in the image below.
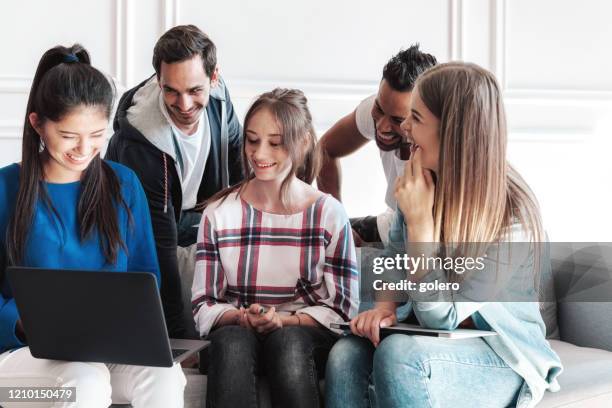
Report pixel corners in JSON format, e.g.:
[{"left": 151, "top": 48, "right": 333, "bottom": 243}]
[{"left": 106, "top": 25, "right": 243, "bottom": 339}]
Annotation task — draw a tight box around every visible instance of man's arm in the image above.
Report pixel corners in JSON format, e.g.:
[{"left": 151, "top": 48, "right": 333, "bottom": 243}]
[{"left": 317, "top": 110, "right": 369, "bottom": 201}]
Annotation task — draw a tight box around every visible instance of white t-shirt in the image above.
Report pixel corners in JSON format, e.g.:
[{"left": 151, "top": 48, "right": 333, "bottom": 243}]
[
  {"left": 354, "top": 95, "right": 406, "bottom": 210},
  {"left": 159, "top": 95, "right": 212, "bottom": 210}
]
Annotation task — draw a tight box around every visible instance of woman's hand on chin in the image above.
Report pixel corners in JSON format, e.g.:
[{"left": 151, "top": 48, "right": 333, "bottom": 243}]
[{"left": 394, "top": 146, "right": 435, "bottom": 242}]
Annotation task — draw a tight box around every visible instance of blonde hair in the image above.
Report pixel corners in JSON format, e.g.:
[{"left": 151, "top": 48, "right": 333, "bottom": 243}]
[{"left": 415, "top": 62, "right": 542, "bottom": 245}]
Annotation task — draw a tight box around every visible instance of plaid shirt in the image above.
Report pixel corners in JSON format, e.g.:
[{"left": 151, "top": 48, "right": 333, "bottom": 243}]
[{"left": 192, "top": 192, "right": 359, "bottom": 336}]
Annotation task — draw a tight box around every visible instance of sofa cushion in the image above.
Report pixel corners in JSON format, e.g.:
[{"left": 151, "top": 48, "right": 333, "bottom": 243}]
[
  {"left": 182, "top": 369, "right": 310, "bottom": 408},
  {"left": 539, "top": 340, "right": 612, "bottom": 407},
  {"left": 184, "top": 368, "right": 206, "bottom": 408},
  {"left": 177, "top": 244, "right": 200, "bottom": 339}
]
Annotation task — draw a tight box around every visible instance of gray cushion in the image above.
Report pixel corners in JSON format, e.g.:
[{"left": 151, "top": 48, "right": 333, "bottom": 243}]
[
  {"left": 558, "top": 302, "right": 612, "bottom": 352},
  {"left": 182, "top": 369, "right": 312, "bottom": 408},
  {"left": 184, "top": 368, "right": 206, "bottom": 408},
  {"left": 539, "top": 340, "right": 612, "bottom": 407},
  {"left": 177, "top": 244, "right": 198, "bottom": 316},
  {"left": 110, "top": 369, "right": 271, "bottom": 408},
  {"left": 551, "top": 243, "right": 612, "bottom": 351},
  {"left": 177, "top": 244, "right": 200, "bottom": 339}
]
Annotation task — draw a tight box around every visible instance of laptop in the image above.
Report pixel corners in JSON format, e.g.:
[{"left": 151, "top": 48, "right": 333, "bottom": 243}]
[
  {"left": 330, "top": 322, "right": 497, "bottom": 339},
  {"left": 7, "top": 267, "right": 208, "bottom": 367}
]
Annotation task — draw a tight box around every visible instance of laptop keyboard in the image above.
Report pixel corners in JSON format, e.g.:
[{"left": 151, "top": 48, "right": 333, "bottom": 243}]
[{"left": 171, "top": 348, "right": 189, "bottom": 359}]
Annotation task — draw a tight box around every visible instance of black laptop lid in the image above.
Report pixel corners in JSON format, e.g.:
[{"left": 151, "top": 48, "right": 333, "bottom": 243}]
[{"left": 7, "top": 267, "right": 174, "bottom": 367}]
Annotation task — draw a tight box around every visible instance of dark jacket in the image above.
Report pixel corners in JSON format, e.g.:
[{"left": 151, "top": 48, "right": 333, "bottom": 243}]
[{"left": 105, "top": 75, "right": 243, "bottom": 338}]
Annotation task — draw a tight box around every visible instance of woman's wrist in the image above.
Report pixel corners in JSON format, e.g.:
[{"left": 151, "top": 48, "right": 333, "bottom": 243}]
[
  {"left": 280, "top": 313, "right": 301, "bottom": 326},
  {"left": 216, "top": 308, "right": 241, "bottom": 327},
  {"left": 374, "top": 301, "right": 398, "bottom": 313},
  {"left": 406, "top": 224, "right": 434, "bottom": 243}
]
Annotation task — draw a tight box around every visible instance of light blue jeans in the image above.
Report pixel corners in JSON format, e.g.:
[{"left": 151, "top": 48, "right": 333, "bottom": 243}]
[{"left": 325, "top": 334, "right": 524, "bottom": 408}]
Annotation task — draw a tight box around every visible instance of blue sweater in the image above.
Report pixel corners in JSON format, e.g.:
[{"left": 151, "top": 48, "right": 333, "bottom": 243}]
[{"left": 0, "top": 161, "right": 160, "bottom": 353}]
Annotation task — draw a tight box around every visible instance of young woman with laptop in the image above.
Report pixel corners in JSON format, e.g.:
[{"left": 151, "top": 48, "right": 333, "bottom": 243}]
[{"left": 0, "top": 44, "right": 185, "bottom": 407}]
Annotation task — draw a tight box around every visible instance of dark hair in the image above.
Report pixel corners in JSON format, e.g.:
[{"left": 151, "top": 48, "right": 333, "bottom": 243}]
[
  {"left": 200, "top": 88, "right": 320, "bottom": 210},
  {"left": 6, "top": 44, "right": 129, "bottom": 266},
  {"left": 382, "top": 44, "right": 437, "bottom": 92},
  {"left": 152, "top": 24, "right": 217, "bottom": 78}
]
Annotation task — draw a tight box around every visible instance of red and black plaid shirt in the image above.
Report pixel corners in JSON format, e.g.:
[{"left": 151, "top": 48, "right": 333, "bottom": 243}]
[{"left": 192, "top": 193, "right": 359, "bottom": 336}]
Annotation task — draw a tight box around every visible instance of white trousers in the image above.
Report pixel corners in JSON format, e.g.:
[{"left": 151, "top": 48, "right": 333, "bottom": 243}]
[{"left": 0, "top": 347, "right": 186, "bottom": 408}]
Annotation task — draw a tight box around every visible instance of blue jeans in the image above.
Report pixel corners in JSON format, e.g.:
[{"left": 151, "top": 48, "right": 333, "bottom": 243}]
[{"left": 326, "top": 334, "right": 524, "bottom": 408}]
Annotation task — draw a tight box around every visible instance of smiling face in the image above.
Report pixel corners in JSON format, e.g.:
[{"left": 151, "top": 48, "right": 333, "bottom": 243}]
[
  {"left": 400, "top": 86, "right": 441, "bottom": 172},
  {"left": 244, "top": 108, "right": 293, "bottom": 183},
  {"left": 371, "top": 79, "right": 412, "bottom": 151},
  {"left": 30, "top": 105, "right": 108, "bottom": 183},
  {"left": 159, "top": 54, "right": 217, "bottom": 133}
]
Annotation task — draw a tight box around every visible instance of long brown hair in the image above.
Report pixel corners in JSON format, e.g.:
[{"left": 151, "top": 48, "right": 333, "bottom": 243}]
[
  {"left": 6, "top": 44, "right": 129, "bottom": 266},
  {"left": 200, "top": 88, "right": 321, "bottom": 209},
  {"left": 415, "top": 62, "right": 543, "bottom": 245}
]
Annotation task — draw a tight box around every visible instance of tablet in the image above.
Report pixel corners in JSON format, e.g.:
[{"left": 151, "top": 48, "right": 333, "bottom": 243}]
[{"left": 330, "top": 322, "right": 497, "bottom": 339}]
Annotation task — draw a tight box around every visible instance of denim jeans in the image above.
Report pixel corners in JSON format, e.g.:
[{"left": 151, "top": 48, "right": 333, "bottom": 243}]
[
  {"left": 326, "top": 334, "right": 524, "bottom": 408},
  {"left": 206, "top": 325, "right": 337, "bottom": 408}
]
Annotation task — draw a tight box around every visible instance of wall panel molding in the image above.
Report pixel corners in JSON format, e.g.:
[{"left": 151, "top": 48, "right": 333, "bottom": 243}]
[
  {"left": 113, "top": 0, "right": 133, "bottom": 88},
  {"left": 492, "top": 0, "right": 506, "bottom": 89},
  {"left": 162, "top": 0, "right": 179, "bottom": 31},
  {"left": 0, "top": 4, "right": 130, "bottom": 92},
  {"left": 489, "top": 0, "right": 612, "bottom": 139},
  {"left": 505, "top": 89, "right": 612, "bottom": 101},
  {"left": 449, "top": 0, "right": 463, "bottom": 60},
  {"left": 226, "top": 77, "right": 378, "bottom": 130},
  {"left": 498, "top": 0, "right": 612, "bottom": 99},
  {"left": 0, "top": 77, "right": 30, "bottom": 94},
  {"left": 227, "top": 78, "right": 378, "bottom": 99},
  {"left": 0, "top": 120, "right": 21, "bottom": 140},
  {"left": 1, "top": 1, "right": 131, "bottom": 93}
]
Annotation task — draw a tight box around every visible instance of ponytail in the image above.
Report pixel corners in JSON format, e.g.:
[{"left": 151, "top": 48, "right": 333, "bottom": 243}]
[{"left": 6, "top": 44, "right": 128, "bottom": 265}]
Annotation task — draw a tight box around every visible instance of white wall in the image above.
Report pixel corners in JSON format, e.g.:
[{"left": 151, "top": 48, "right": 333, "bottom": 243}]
[{"left": 1, "top": 0, "right": 611, "bottom": 240}]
